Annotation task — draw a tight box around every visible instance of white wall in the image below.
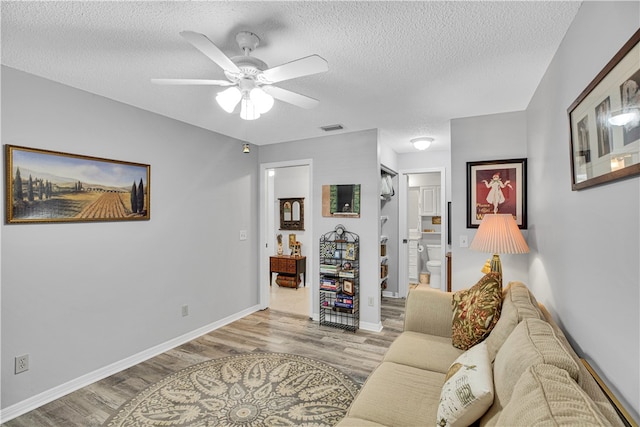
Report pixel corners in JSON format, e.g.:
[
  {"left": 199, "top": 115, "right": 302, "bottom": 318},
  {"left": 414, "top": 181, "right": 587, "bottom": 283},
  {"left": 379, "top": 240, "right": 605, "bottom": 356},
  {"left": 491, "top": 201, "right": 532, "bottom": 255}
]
[
  {"left": 398, "top": 150, "right": 452, "bottom": 202},
  {"left": 273, "top": 166, "right": 310, "bottom": 274},
  {"left": 526, "top": 2, "right": 639, "bottom": 418},
  {"left": 1, "top": 67, "right": 260, "bottom": 412},
  {"left": 260, "top": 130, "right": 382, "bottom": 330},
  {"left": 451, "top": 111, "right": 529, "bottom": 289}
]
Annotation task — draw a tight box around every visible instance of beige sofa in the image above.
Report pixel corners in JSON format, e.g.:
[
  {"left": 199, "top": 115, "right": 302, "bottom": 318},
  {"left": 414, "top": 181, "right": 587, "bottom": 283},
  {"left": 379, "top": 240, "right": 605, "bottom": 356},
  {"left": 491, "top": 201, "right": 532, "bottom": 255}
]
[{"left": 337, "top": 282, "right": 624, "bottom": 427}]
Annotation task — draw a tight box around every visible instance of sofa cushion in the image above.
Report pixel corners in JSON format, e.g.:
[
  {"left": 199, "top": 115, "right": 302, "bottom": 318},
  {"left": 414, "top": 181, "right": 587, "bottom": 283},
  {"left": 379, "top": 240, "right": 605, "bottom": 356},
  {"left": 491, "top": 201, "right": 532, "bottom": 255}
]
[
  {"left": 383, "top": 331, "right": 464, "bottom": 374},
  {"left": 480, "top": 318, "right": 580, "bottom": 426},
  {"left": 404, "top": 287, "right": 455, "bottom": 337},
  {"left": 497, "top": 364, "right": 610, "bottom": 426},
  {"left": 437, "top": 342, "right": 494, "bottom": 427},
  {"left": 484, "top": 281, "right": 544, "bottom": 360},
  {"left": 344, "top": 362, "right": 445, "bottom": 426},
  {"left": 451, "top": 273, "right": 502, "bottom": 350}
]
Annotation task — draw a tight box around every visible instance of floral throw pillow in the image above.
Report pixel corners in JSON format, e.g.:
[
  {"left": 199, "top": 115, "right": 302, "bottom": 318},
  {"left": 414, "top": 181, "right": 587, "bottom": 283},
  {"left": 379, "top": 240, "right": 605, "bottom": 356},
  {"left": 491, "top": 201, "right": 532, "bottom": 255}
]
[{"left": 452, "top": 273, "right": 502, "bottom": 350}]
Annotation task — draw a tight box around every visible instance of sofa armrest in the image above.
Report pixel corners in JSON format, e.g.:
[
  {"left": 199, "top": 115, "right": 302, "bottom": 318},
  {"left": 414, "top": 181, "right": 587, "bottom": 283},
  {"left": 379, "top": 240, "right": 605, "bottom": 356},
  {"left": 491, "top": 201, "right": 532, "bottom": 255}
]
[{"left": 404, "top": 287, "right": 453, "bottom": 338}]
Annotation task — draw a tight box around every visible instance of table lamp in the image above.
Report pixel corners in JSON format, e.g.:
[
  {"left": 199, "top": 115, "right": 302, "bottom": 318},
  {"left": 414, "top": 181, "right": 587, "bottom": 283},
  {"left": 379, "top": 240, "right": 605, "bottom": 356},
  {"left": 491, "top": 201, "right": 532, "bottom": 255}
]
[{"left": 470, "top": 214, "right": 529, "bottom": 281}]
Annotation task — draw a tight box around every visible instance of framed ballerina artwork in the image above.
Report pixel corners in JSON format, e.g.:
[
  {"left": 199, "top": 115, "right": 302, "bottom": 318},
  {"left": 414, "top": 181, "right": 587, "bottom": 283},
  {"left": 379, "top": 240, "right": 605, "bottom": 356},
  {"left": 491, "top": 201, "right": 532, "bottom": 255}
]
[{"left": 467, "top": 158, "right": 527, "bottom": 229}]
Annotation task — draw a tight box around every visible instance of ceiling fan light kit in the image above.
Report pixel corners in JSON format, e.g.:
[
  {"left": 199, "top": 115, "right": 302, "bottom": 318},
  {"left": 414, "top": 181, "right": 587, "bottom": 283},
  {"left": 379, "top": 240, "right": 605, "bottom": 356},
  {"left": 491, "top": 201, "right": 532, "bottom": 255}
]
[
  {"left": 410, "top": 137, "right": 434, "bottom": 150},
  {"left": 153, "top": 30, "right": 328, "bottom": 121},
  {"left": 250, "top": 87, "right": 274, "bottom": 113},
  {"left": 216, "top": 87, "right": 242, "bottom": 113},
  {"left": 240, "top": 96, "right": 260, "bottom": 120}
]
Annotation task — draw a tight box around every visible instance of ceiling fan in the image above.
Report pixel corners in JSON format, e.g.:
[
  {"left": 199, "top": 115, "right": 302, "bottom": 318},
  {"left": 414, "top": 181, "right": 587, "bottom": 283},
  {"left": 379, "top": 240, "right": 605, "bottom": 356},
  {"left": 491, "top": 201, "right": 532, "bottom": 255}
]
[{"left": 152, "top": 31, "right": 328, "bottom": 120}]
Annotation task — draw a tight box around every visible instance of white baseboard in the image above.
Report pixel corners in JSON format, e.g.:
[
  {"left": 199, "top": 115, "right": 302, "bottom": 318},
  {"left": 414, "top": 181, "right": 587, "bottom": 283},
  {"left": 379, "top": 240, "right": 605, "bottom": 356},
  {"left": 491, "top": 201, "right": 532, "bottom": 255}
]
[
  {"left": 359, "top": 320, "right": 383, "bottom": 332},
  {"left": 0, "top": 304, "right": 261, "bottom": 423},
  {"left": 382, "top": 290, "right": 400, "bottom": 298}
]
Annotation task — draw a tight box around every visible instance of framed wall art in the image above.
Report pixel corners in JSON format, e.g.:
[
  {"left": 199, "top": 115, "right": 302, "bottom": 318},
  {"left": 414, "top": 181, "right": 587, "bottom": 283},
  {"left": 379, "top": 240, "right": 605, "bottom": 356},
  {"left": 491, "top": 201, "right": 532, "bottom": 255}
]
[
  {"left": 279, "top": 198, "right": 304, "bottom": 230},
  {"left": 5, "top": 145, "right": 150, "bottom": 224},
  {"left": 568, "top": 28, "right": 640, "bottom": 190},
  {"left": 344, "top": 243, "right": 357, "bottom": 260},
  {"left": 467, "top": 158, "right": 527, "bottom": 229},
  {"left": 321, "top": 184, "right": 361, "bottom": 218},
  {"left": 342, "top": 279, "right": 354, "bottom": 296}
]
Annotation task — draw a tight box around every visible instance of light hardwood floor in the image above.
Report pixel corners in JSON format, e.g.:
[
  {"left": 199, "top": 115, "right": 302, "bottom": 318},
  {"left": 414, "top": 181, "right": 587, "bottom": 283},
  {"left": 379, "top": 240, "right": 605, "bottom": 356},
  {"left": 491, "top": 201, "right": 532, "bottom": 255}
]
[{"left": 2, "top": 297, "right": 406, "bottom": 427}]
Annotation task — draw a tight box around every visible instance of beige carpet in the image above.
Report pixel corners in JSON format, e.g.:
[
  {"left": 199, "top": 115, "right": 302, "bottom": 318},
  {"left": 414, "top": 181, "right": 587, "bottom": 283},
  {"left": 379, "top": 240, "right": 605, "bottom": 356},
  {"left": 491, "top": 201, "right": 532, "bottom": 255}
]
[{"left": 104, "top": 353, "right": 359, "bottom": 427}]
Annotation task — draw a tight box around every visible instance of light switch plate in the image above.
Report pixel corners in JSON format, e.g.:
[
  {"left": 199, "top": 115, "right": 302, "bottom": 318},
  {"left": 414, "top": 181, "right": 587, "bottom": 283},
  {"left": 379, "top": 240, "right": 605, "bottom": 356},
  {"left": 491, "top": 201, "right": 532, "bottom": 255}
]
[{"left": 460, "top": 235, "right": 468, "bottom": 247}]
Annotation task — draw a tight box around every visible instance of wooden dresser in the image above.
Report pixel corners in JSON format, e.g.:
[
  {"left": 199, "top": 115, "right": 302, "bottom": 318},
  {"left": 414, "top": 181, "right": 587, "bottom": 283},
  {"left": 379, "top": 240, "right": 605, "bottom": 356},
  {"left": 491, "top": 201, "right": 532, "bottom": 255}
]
[{"left": 269, "top": 255, "right": 306, "bottom": 289}]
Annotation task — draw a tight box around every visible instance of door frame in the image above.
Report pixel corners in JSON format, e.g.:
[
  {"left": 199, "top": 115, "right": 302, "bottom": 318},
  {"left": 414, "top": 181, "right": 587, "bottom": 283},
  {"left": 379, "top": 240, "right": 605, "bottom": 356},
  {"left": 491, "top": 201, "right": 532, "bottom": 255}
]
[
  {"left": 398, "top": 167, "right": 446, "bottom": 297},
  {"left": 259, "top": 159, "right": 313, "bottom": 314}
]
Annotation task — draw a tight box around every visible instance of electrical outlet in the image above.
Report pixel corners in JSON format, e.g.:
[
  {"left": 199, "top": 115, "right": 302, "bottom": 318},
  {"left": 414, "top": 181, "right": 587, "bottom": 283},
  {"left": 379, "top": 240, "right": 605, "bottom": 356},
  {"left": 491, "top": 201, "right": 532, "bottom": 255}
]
[
  {"left": 181, "top": 304, "right": 189, "bottom": 317},
  {"left": 15, "top": 354, "right": 29, "bottom": 374},
  {"left": 239, "top": 230, "right": 247, "bottom": 241},
  {"left": 368, "top": 297, "right": 374, "bottom": 307}
]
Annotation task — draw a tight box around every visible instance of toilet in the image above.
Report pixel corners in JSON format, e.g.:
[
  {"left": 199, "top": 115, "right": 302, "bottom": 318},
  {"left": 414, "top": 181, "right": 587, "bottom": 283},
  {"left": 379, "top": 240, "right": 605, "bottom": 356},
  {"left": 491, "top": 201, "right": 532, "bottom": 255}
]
[{"left": 426, "top": 244, "right": 441, "bottom": 289}]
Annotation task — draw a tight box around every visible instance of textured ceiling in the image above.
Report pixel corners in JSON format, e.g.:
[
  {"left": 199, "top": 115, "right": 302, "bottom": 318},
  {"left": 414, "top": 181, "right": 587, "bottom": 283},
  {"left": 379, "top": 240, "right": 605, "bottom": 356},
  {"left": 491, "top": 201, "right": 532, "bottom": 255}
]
[{"left": 1, "top": 1, "right": 582, "bottom": 153}]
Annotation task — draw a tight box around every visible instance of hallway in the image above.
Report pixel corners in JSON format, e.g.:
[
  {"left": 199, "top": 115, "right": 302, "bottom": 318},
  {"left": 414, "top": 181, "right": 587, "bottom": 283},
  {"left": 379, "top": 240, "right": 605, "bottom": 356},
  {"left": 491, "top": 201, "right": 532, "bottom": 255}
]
[{"left": 268, "top": 280, "right": 311, "bottom": 317}]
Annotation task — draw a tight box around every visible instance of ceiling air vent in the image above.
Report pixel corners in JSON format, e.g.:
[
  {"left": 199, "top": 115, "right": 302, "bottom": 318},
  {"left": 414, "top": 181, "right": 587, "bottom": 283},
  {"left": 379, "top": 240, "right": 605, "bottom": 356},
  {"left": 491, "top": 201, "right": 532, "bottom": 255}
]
[{"left": 320, "top": 124, "right": 344, "bottom": 132}]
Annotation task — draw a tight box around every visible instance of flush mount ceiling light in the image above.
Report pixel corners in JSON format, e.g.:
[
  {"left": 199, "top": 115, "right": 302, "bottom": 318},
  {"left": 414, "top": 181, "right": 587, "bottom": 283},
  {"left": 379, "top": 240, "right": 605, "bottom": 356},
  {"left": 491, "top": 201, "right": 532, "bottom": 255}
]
[
  {"left": 410, "top": 137, "right": 434, "bottom": 151},
  {"left": 153, "top": 31, "right": 328, "bottom": 121}
]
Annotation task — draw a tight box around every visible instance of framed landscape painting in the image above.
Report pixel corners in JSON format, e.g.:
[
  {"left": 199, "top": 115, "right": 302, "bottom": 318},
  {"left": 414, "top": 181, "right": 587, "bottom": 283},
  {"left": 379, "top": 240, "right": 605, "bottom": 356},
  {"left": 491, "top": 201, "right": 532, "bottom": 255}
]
[
  {"left": 467, "top": 158, "right": 527, "bottom": 229},
  {"left": 5, "top": 145, "right": 150, "bottom": 224}
]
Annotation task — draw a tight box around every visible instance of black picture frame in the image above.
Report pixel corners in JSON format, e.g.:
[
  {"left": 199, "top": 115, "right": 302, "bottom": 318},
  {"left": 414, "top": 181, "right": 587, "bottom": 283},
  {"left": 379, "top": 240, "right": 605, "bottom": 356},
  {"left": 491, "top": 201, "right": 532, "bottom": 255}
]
[{"left": 466, "top": 158, "right": 527, "bottom": 229}]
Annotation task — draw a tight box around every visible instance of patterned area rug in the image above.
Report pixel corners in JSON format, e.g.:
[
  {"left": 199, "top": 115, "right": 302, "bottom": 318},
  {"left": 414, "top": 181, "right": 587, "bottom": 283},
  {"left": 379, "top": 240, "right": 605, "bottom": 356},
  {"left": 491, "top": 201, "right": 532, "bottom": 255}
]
[{"left": 104, "top": 353, "right": 360, "bottom": 427}]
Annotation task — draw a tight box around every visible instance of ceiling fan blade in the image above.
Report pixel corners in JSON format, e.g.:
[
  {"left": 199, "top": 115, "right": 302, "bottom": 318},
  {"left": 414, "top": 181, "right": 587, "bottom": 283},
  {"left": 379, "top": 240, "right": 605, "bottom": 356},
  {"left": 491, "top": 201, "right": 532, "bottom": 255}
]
[
  {"left": 260, "top": 55, "right": 328, "bottom": 84},
  {"left": 262, "top": 85, "right": 319, "bottom": 109},
  {"left": 179, "top": 31, "right": 240, "bottom": 74},
  {"left": 151, "top": 78, "right": 234, "bottom": 86}
]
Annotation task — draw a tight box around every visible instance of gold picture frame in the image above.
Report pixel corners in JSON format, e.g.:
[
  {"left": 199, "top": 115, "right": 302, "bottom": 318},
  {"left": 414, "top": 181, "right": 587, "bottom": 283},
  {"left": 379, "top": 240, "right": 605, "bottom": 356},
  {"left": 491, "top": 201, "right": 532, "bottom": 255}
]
[
  {"left": 5, "top": 145, "right": 150, "bottom": 224},
  {"left": 344, "top": 243, "right": 357, "bottom": 260}
]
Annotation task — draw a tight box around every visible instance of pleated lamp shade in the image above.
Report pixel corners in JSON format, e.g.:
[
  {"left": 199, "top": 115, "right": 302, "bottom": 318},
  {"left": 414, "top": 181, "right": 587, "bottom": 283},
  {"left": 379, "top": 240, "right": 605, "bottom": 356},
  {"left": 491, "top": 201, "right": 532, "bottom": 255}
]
[
  {"left": 470, "top": 214, "right": 529, "bottom": 281},
  {"left": 470, "top": 214, "right": 529, "bottom": 254}
]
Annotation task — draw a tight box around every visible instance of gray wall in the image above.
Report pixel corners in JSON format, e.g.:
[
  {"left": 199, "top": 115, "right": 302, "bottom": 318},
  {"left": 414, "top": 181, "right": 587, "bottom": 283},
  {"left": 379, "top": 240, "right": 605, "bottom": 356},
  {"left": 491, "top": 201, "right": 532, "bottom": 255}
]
[
  {"left": 259, "top": 130, "right": 382, "bottom": 330},
  {"left": 451, "top": 111, "right": 530, "bottom": 289},
  {"left": 526, "top": 2, "right": 639, "bottom": 417},
  {"left": 451, "top": 2, "right": 639, "bottom": 417},
  {"left": 1, "top": 67, "right": 260, "bottom": 410}
]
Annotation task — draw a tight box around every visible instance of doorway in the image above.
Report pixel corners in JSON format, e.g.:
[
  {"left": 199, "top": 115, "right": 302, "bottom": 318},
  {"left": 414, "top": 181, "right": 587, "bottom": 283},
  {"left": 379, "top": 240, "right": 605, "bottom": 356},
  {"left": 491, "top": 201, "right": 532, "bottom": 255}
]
[
  {"left": 398, "top": 168, "right": 446, "bottom": 297},
  {"left": 259, "top": 160, "right": 313, "bottom": 317}
]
